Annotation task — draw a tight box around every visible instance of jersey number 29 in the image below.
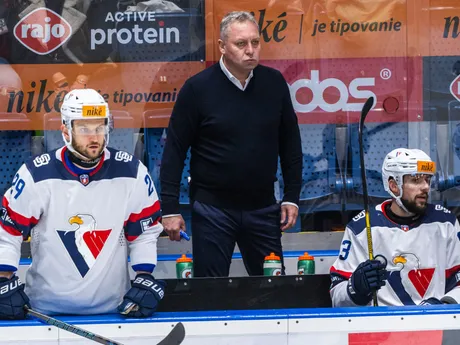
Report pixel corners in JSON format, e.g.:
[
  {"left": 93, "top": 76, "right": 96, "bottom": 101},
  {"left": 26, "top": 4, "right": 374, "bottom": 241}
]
[{"left": 10, "top": 173, "right": 25, "bottom": 199}]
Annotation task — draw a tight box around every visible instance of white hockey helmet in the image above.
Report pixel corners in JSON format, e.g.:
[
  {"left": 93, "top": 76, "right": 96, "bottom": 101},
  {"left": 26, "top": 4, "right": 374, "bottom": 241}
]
[
  {"left": 382, "top": 148, "right": 436, "bottom": 212},
  {"left": 60, "top": 89, "right": 111, "bottom": 158}
]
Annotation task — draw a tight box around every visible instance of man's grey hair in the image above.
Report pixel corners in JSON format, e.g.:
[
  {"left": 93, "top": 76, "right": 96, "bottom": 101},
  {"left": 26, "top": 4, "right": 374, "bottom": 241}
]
[{"left": 220, "top": 11, "right": 259, "bottom": 41}]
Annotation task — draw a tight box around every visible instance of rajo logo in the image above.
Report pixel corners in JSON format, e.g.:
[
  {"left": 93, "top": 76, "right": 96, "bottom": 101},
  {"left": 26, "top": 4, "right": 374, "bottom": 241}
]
[
  {"left": 450, "top": 74, "right": 460, "bottom": 102},
  {"left": 13, "top": 8, "right": 72, "bottom": 55}
]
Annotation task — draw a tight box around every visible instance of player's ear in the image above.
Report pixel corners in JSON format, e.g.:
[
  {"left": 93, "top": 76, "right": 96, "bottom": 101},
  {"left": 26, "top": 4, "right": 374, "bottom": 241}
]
[
  {"left": 61, "top": 124, "right": 70, "bottom": 141},
  {"left": 389, "top": 178, "right": 401, "bottom": 197}
]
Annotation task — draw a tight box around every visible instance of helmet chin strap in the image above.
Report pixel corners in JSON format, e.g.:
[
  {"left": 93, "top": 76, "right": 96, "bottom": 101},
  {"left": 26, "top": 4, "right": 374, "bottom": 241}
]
[
  {"left": 389, "top": 180, "right": 416, "bottom": 216},
  {"left": 395, "top": 196, "right": 415, "bottom": 216}
]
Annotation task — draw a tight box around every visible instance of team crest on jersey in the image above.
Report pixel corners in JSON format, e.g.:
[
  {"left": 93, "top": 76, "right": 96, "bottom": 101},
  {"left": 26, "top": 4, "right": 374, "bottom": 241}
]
[
  {"left": 401, "top": 225, "right": 409, "bottom": 232},
  {"left": 56, "top": 214, "right": 112, "bottom": 277},
  {"left": 389, "top": 253, "right": 435, "bottom": 301},
  {"left": 79, "top": 174, "right": 89, "bottom": 186}
]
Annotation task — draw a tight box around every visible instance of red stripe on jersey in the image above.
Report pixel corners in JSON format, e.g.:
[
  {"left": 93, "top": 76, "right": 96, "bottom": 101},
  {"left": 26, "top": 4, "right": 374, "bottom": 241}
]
[
  {"left": 127, "top": 201, "right": 161, "bottom": 223},
  {"left": 330, "top": 266, "right": 352, "bottom": 279},
  {"left": 60, "top": 147, "right": 106, "bottom": 177},
  {"left": 61, "top": 147, "right": 77, "bottom": 177},
  {"left": 446, "top": 265, "right": 460, "bottom": 278},
  {"left": 126, "top": 235, "right": 139, "bottom": 242},
  {"left": 89, "top": 151, "right": 106, "bottom": 176},
  {"left": 2, "top": 197, "right": 39, "bottom": 227},
  {"left": 380, "top": 200, "right": 403, "bottom": 226},
  {"left": 0, "top": 222, "right": 22, "bottom": 236}
]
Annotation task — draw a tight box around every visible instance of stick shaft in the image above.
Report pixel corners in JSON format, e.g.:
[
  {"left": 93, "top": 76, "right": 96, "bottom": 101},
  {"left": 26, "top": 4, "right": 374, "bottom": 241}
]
[
  {"left": 358, "top": 96, "right": 378, "bottom": 307},
  {"left": 26, "top": 308, "right": 123, "bottom": 345}
]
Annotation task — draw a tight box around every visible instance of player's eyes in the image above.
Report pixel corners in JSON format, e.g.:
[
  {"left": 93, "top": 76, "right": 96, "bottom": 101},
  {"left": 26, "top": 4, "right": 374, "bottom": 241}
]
[
  {"left": 95, "top": 126, "right": 105, "bottom": 134},
  {"left": 411, "top": 175, "right": 432, "bottom": 184},
  {"left": 77, "top": 128, "right": 90, "bottom": 134},
  {"left": 75, "top": 127, "right": 106, "bottom": 135}
]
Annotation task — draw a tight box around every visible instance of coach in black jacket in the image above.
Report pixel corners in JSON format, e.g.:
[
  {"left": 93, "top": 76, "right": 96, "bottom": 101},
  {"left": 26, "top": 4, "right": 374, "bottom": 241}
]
[{"left": 160, "top": 11, "right": 302, "bottom": 277}]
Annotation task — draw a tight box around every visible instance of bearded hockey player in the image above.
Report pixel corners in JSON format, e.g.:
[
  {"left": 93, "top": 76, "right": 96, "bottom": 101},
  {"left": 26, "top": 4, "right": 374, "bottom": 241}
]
[
  {"left": 330, "top": 148, "right": 460, "bottom": 307},
  {"left": 0, "top": 89, "right": 164, "bottom": 319}
]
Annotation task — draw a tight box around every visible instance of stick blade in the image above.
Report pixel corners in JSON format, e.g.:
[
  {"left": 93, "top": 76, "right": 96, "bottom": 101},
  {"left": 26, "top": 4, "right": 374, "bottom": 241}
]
[
  {"left": 157, "top": 322, "right": 186, "bottom": 345},
  {"left": 360, "top": 96, "right": 375, "bottom": 124}
]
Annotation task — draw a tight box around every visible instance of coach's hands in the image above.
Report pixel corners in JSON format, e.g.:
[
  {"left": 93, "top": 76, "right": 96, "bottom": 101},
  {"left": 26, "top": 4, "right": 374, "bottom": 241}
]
[
  {"left": 280, "top": 204, "right": 298, "bottom": 231},
  {"left": 162, "top": 215, "right": 185, "bottom": 241}
]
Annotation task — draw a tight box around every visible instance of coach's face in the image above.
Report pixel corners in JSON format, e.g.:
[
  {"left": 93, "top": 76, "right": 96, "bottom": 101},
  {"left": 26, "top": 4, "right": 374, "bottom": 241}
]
[{"left": 219, "top": 20, "right": 260, "bottom": 77}]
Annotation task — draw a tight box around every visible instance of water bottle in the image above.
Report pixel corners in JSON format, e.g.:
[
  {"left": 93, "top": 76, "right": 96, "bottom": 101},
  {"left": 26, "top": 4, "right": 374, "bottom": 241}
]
[
  {"left": 176, "top": 254, "right": 193, "bottom": 278},
  {"left": 71, "top": 74, "right": 89, "bottom": 90},
  {"left": 263, "top": 252, "right": 282, "bottom": 276},
  {"left": 297, "top": 252, "right": 315, "bottom": 275}
]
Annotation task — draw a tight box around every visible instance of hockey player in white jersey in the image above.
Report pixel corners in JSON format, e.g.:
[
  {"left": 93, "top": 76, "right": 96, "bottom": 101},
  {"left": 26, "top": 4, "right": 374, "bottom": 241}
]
[
  {"left": 330, "top": 148, "right": 460, "bottom": 307},
  {"left": 0, "top": 89, "right": 165, "bottom": 319}
]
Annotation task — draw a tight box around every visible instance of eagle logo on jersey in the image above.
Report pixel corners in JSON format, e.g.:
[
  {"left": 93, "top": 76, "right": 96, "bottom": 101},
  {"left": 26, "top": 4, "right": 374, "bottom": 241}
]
[
  {"left": 387, "top": 253, "right": 435, "bottom": 304},
  {"left": 56, "top": 214, "right": 112, "bottom": 277}
]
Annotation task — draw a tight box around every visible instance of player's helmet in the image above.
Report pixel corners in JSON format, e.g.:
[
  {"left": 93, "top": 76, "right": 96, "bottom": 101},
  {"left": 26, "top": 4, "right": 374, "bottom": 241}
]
[
  {"left": 382, "top": 148, "right": 436, "bottom": 213},
  {"left": 60, "top": 89, "right": 111, "bottom": 159}
]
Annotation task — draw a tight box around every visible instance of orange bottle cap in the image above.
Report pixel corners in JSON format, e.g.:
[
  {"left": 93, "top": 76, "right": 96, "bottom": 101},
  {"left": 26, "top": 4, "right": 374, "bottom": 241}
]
[
  {"left": 299, "top": 252, "right": 314, "bottom": 260},
  {"left": 52, "top": 72, "right": 67, "bottom": 85},
  {"left": 176, "top": 254, "right": 192, "bottom": 263},
  {"left": 76, "top": 74, "right": 89, "bottom": 84},
  {"left": 264, "top": 252, "right": 280, "bottom": 261}
]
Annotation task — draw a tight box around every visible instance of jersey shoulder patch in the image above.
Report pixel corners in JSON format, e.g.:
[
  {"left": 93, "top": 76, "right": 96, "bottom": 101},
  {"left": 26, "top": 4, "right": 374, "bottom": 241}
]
[
  {"left": 347, "top": 204, "right": 390, "bottom": 236},
  {"left": 424, "top": 204, "right": 456, "bottom": 225},
  {"left": 106, "top": 148, "right": 140, "bottom": 178},
  {"left": 347, "top": 210, "right": 368, "bottom": 236},
  {"left": 25, "top": 150, "right": 62, "bottom": 182}
]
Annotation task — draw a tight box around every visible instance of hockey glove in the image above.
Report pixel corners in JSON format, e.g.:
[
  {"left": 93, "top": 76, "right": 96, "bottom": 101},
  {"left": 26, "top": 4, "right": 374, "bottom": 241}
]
[
  {"left": 0, "top": 275, "right": 30, "bottom": 320},
  {"left": 441, "top": 296, "right": 458, "bottom": 304},
  {"left": 348, "top": 259, "right": 387, "bottom": 306},
  {"left": 419, "top": 297, "right": 444, "bottom": 305},
  {"left": 118, "top": 274, "right": 165, "bottom": 318}
]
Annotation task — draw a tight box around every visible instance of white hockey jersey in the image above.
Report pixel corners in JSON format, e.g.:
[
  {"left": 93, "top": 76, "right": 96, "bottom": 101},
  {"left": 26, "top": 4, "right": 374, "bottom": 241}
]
[
  {"left": 0, "top": 147, "right": 163, "bottom": 315},
  {"left": 330, "top": 201, "right": 460, "bottom": 307}
]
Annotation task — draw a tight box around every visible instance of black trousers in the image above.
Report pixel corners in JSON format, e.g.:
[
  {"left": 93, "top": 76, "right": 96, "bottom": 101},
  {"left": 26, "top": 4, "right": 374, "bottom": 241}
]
[{"left": 191, "top": 200, "right": 285, "bottom": 277}]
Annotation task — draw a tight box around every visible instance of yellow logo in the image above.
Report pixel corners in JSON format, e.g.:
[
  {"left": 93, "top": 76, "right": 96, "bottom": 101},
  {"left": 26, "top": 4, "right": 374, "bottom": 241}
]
[
  {"left": 393, "top": 256, "right": 407, "bottom": 265},
  {"left": 82, "top": 105, "right": 106, "bottom": 117},
  {"left": 417, "top": 161, "right": 436, "bottom": 174}
]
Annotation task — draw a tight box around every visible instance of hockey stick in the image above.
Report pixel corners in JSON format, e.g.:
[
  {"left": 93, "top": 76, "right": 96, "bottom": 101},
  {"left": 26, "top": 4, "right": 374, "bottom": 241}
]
[
  {"left": 358, "top": 96, "right": 379, "bottom": 307},
  {"left": 157, "top": 321, "right": 186, "bottom": 345},
  {"left": 26, "top": 307, "right": 186, "bottom": 345}
]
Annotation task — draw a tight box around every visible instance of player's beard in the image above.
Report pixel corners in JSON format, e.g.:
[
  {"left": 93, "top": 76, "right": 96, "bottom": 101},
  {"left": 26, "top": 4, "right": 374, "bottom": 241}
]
[
  {"left": 401, "top": 195, "right": 428, "bottom": 215},
  {"left": 72, "top": 137, "right": 105, "bottom": 161}
]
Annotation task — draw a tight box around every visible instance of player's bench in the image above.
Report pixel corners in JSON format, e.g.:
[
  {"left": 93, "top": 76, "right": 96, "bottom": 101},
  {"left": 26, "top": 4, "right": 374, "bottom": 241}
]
[{"left": 1, "top": 275, "right": 460, "bottom": 345}]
